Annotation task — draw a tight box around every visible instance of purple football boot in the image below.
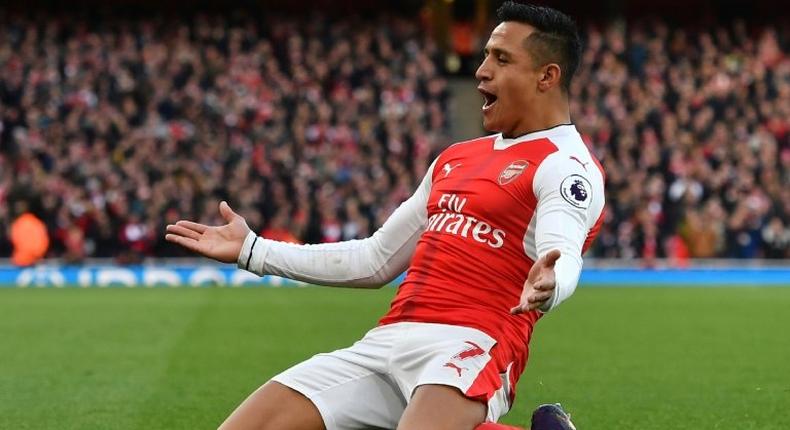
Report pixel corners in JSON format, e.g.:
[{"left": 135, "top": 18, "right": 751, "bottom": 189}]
[{"left": 530, "top": 403, "right": 577, "bottom": 430}]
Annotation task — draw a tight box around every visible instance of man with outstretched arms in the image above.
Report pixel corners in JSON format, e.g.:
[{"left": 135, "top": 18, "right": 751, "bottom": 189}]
[{"left": 166, "top": 3, "right": 604, "bottom": 429}]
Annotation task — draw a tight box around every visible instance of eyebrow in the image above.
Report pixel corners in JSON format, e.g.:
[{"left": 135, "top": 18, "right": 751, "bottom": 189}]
[{"left": 482, "top": 47, "right": 513, "bottom": 58}]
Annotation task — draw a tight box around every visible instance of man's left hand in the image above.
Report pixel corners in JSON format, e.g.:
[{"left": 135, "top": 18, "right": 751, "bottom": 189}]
[{"left": 510, "top": 249, "right": 561, "bottom": 314}]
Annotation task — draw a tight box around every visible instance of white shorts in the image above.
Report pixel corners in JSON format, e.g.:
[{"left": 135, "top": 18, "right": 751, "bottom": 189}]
[{"left": 272, "top": 322, "right": 513, "bottom": 430}]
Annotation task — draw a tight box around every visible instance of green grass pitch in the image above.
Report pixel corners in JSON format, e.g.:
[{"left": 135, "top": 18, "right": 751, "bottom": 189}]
[{"left": 1, "top": 286, "right": 789, "bottom": 429}]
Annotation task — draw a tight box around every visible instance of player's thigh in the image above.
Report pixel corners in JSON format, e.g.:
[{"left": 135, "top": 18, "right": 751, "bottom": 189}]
[
  {"left": 275, "top": 353, "right": 405, "bottom": 429},
  {"left": 396, "top": 384, "right": 486, "bottom": 430},
  {"left": 218, "top": 381, "right": 325, "bottom": 430}
]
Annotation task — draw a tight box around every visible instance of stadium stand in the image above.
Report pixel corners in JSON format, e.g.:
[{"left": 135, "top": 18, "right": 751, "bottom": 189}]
[
  {"left": 574, "top": 20, "right": 789, "bottom": 260},
  {"left": 0, "top": 13, "right": 450, "bottom": 261},
  {"left": 0, "top": 11, "right": 787, "bottom": 262}
]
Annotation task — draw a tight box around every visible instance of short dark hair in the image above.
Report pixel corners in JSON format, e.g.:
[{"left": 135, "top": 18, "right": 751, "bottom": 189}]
[{"left": 496, "top": 1, "right": 582, "bottom": 92}]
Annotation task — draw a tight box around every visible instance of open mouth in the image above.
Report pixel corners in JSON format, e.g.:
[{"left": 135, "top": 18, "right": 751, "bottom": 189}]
[{"left": 478, "top": 88, "right": 498, "bottom": 111}]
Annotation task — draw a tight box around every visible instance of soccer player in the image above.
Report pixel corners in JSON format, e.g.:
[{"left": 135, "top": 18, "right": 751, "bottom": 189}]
[{"left": 165, "top": 2, "right": 603, "bottom": 430}]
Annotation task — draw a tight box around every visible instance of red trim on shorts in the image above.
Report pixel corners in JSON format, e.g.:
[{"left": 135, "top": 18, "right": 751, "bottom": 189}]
[
  {"left": 464, "top": 352, "right": 503, "bottom": 402},
  {"left": 463, "top": 343, "right": 526, "bottom": 407}
]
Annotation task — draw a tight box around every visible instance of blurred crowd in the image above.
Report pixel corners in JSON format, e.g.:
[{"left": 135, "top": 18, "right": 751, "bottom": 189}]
[
  {"left": 573, "top": 20, "right": 790, "bottom": 260},
  {"left": 0, "top": 12, "right": 449, "bottom": 262},
  {"left": 0, "top": 11, "right": 787, "bottom": 263}
]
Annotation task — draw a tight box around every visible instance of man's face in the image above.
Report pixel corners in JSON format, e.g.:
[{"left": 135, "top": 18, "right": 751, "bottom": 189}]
[{"left": 475, "top": 22, "right": 541, "bottom": 136}]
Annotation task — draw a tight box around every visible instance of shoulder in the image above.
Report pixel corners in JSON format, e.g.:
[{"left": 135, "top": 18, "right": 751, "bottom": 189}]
[
  {"left": 451, "top": 133, "right": 500, "bottom": 147},
  {"left": 537, "top": 133, "right": 604, "bottom": 182},
  {"left": 438, "top": 134, "right": 498, "bottom": 157},
  {"left": 430, "top": 134, "right": 498, "bottom": 181},
  {"left": 534, "top": 133, "right": 605, "bottom": 210}
]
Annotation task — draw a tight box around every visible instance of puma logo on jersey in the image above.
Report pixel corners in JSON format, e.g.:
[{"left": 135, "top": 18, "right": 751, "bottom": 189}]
[
  {"left": 442, "top": 163, "right": 462, "bottom": 178},
  {"left": 570, "top": 156, "right": 590, "bottom": 171}
]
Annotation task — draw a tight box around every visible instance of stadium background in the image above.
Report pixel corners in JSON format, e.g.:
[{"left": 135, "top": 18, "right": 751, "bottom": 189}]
[{"left": 0, "top": 0, "right": 788, "bottom": 429}]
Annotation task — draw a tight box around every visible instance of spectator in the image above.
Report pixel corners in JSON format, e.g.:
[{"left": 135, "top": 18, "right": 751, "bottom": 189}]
[
  {"left": 761, "top": 216, "right": 790, "bottom": 258},
  {"left": 9, "top": 201, "right": 49, "bottom": 266},
  {"left": 261, "top": 209, "right": 301, "bottom": 244},
  {"left": 678, "top": 208, "right": 720, "bottom": 258}
]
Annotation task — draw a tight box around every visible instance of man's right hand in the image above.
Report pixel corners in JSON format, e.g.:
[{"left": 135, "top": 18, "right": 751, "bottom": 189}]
[{"left": 165, "top": 201, "right": 251, "bottom": 264}]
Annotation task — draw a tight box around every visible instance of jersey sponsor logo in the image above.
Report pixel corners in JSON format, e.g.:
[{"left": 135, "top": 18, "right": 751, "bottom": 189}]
[
  {"left": 560, "top": 174, "right": 592, "bottom": 209},
  {"left": 427, "top": 193, "right": 506, "bottom": 249},
  {"left": 442, "top": 162, "right": 462, "bottom": 178},
  {"left": 498, "top": 160, "right": 529, "bottom": 185}
]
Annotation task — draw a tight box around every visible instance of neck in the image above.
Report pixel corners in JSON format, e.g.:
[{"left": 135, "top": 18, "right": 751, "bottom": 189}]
[{"left": 503, "top": 98, "right": 571, "bottom": 139}]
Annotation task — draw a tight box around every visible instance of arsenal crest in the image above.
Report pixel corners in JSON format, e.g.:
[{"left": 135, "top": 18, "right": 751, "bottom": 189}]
[{"left": 498, "top": 160, "right": 529, "bottom": 185}]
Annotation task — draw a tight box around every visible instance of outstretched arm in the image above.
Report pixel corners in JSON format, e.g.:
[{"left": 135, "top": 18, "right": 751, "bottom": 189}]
[
  {"left": 166, "top": 162, "right": 435, "bottom": 288},
  {"left": 511, "top": 151, "right": 605, "bottom": 313}
]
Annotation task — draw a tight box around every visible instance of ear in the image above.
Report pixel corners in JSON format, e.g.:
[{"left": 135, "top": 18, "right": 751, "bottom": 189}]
[{"left": 537, "top": 63, "right": 562, "bottom": 92}]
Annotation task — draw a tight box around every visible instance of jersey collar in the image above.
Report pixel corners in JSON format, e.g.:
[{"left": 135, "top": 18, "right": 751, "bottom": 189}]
[{"left": 493, "top": 123, "right": 576, "bottom": 150}]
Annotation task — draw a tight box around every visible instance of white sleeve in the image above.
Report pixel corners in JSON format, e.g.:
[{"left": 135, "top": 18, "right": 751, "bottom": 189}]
[
  {"left": 532, "top": 152, "right": 604, "bottom": 311},
  {"left": 236, "top": 160, "right": 435, "bottom": 288}
]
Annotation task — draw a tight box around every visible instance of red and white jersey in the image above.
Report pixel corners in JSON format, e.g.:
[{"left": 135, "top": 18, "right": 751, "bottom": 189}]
[
  {"left": 380, "top": 124, "right": 605, "bottom": 370},
  {"left": 239, "top": 124, "right": 605, "bottom": 390}
]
